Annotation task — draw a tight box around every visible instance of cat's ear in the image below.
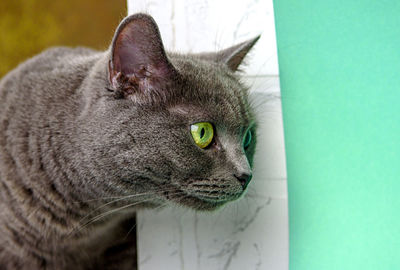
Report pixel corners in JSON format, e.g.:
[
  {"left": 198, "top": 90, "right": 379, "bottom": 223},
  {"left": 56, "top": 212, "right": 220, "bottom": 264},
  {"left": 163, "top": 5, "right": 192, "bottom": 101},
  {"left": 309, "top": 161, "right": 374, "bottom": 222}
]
[
  {"left": 108, "top": 13, "right": 176, "bottom": 101},
  {"left": 199, "top": 36, "right": 260, "bottom": 72}
]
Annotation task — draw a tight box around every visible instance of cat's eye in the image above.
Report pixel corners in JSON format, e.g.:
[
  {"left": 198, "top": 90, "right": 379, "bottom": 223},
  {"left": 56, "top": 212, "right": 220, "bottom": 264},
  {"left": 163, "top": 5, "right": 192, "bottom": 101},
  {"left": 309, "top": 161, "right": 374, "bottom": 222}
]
[
  {"left": 190, "top": 122, "right": 214, "bottom": 149},
  {"left": 243, "top": 129, "right": 252, "bottom": 149}
]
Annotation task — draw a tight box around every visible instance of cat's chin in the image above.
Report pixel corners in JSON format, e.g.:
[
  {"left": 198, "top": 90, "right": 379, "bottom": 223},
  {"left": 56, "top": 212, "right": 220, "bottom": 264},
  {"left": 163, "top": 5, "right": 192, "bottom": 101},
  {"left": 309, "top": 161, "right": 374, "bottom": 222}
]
[{"left": 169, "top": 192, "right": 241, "bottom": 211}]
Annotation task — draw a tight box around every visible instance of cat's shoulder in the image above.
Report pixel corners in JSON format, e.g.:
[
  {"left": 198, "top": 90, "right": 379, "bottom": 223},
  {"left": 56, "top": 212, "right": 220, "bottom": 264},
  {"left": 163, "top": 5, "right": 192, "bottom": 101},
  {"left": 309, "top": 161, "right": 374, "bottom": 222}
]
[{"left": 0, "top": 46, "right": 102, "bottom": 98}]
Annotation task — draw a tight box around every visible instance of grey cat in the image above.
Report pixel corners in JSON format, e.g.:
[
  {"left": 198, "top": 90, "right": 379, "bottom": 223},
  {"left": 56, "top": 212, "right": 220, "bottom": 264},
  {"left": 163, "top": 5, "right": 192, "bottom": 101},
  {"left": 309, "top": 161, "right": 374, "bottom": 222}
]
[{"left": 0, "top": 13, "right": 259, "bottom": 270}]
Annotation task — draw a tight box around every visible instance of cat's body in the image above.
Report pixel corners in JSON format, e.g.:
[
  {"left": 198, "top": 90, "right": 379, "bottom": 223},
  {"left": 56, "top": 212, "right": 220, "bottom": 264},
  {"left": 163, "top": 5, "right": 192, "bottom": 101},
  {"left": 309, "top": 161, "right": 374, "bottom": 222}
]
[
  {"left": 0, "top": 47, "right": 139, "bottom": 269},
  {"left": 0, "top": 14, "right": 258, "bottom": 269}
]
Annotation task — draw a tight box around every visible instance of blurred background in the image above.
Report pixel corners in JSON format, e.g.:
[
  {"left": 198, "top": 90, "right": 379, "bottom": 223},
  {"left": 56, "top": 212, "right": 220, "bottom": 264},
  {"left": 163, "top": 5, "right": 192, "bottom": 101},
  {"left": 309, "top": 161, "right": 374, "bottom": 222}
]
[{"left": 0, "top": 0, "right": 126, "bottom": 77}]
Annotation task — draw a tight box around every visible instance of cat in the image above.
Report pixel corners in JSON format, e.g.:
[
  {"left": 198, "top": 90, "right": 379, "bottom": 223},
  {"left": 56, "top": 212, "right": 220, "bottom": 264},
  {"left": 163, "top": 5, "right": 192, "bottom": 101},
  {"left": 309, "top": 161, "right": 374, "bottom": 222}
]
[{"left": 0, "top": 13, "right": 259, "bottom": 270}]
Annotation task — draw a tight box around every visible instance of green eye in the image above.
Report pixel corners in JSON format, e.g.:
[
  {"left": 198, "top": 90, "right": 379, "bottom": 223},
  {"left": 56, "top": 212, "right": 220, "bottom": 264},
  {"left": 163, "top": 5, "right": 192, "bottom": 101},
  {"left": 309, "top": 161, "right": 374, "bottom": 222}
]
[
  {"left": 243, "top": 129, "right": 252, "bottom": 149},
  {"left": 190, "top": 122, "right": 214, "bottom": 149}
]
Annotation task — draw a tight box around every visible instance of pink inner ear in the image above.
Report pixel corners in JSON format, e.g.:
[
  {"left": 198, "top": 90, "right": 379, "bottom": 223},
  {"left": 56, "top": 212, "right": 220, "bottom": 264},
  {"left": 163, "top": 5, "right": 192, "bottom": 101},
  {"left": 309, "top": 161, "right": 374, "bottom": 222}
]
[{"left": 111, "top": 15, "right": 174, "bottom": 80}]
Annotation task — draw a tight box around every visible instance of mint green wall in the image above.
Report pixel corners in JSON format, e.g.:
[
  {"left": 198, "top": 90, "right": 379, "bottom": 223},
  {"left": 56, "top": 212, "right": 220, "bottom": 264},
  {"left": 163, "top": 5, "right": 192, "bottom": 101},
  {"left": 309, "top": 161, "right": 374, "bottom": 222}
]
[{"left": 273, "top": 1, "right": 400, "bottom": 269}]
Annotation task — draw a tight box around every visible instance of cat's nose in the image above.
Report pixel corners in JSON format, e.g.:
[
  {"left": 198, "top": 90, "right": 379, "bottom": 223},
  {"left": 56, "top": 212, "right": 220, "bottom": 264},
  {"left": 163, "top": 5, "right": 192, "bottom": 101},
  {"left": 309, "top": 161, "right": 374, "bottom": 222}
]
[{"left": 234, "top": 173, "right": 252, "bottom": 189}]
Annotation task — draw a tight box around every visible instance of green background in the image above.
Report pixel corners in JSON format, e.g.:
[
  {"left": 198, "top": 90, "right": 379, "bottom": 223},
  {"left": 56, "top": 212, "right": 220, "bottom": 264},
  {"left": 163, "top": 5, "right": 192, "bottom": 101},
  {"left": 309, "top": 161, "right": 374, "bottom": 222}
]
[{"left": 273, "top": 1, "right": 400, "bottom": 269}]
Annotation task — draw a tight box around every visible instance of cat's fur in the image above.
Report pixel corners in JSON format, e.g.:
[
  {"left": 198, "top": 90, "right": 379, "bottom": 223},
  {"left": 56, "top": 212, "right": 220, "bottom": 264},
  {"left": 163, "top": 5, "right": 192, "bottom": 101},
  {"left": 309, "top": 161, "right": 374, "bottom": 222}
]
[{"left": 0, "top": 13, "right": 258, "bottom": 269}]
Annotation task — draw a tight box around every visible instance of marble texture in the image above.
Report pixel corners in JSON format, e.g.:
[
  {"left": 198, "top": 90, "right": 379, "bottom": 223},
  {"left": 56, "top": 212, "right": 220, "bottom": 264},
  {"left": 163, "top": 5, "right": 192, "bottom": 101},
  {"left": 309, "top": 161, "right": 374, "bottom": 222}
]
[
  {"left": 127, "top": 0, "right": 279, "bottom": 75},
  {"left": 127, "top": 0, "right": 288, "bottom": 269}
]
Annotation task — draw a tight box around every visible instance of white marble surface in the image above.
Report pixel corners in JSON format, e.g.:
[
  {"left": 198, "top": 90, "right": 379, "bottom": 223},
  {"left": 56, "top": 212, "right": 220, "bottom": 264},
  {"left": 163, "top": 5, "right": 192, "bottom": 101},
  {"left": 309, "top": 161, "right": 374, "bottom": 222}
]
[
  {"left": 127, "top": 0, "right": 288, "bottom": 269},
  {"left": 127, "top": 0, "right": 279, "bottom": 76}
]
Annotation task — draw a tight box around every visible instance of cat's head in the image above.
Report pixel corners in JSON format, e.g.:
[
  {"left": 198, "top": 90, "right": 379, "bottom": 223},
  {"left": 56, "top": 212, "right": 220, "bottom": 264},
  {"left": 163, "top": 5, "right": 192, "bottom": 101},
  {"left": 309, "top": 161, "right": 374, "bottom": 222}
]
[{"left": 83, "top": 14, "right": 259, "bottom": 211}]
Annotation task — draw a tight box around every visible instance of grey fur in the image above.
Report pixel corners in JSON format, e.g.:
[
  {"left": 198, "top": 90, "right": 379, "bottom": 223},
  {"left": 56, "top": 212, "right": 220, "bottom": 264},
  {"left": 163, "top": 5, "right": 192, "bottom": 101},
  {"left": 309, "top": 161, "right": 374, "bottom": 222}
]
[{"left": 0, "top": 13, "right": 258, "bottom": 269}]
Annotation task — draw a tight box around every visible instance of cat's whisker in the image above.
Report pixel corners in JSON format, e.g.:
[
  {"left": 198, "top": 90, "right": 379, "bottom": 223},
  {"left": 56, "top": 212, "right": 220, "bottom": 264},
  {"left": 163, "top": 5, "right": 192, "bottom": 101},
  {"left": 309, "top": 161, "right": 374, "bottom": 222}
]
[
  {"left": 26, "top": 187, "right": 177, "bottom": 224},
  {"left": 69, "top": 190, "right": 184, "bottom": 236},
  {"left": 249, "top": 93, "right": 280, "bottom": 110},
  {"left": 128, "top": 190, "right": 187, "bottom": 239},
  {"left": 68, "top": 200, "right": 150, "bottom": 237},
  {"left": 123, "top": 200, "right": 171, "bottom": 240},
  {"left": 123, "top": 222, "right": 137, "bottom": 241},
  {"left": 72, "top": 187, "right": 178, "bottom": 203},
  {"left": 75, "top": 187, "right": 179, "bottom": 228}
]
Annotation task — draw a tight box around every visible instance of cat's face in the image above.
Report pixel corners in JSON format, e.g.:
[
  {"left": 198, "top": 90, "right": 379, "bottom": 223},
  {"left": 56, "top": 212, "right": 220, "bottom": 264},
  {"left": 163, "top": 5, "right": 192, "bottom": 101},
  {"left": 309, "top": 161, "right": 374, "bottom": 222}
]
[{"left": 84, "top": 14, "right": 259, "bottom": 211}]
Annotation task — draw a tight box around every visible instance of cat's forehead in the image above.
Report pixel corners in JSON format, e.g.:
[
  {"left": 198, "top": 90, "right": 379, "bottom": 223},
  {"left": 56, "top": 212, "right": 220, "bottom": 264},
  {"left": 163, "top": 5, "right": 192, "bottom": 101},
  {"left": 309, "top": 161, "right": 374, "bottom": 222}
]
[{"left": 168, "top": 55, "right": 253, "bottom": 129}]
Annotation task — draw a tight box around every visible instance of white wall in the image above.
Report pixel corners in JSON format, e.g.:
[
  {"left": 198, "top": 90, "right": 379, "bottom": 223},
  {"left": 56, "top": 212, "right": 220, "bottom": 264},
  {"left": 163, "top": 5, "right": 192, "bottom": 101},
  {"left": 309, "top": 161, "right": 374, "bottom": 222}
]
[{"left": 127, "top": 1, "right": 288, "bottom": 269}]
